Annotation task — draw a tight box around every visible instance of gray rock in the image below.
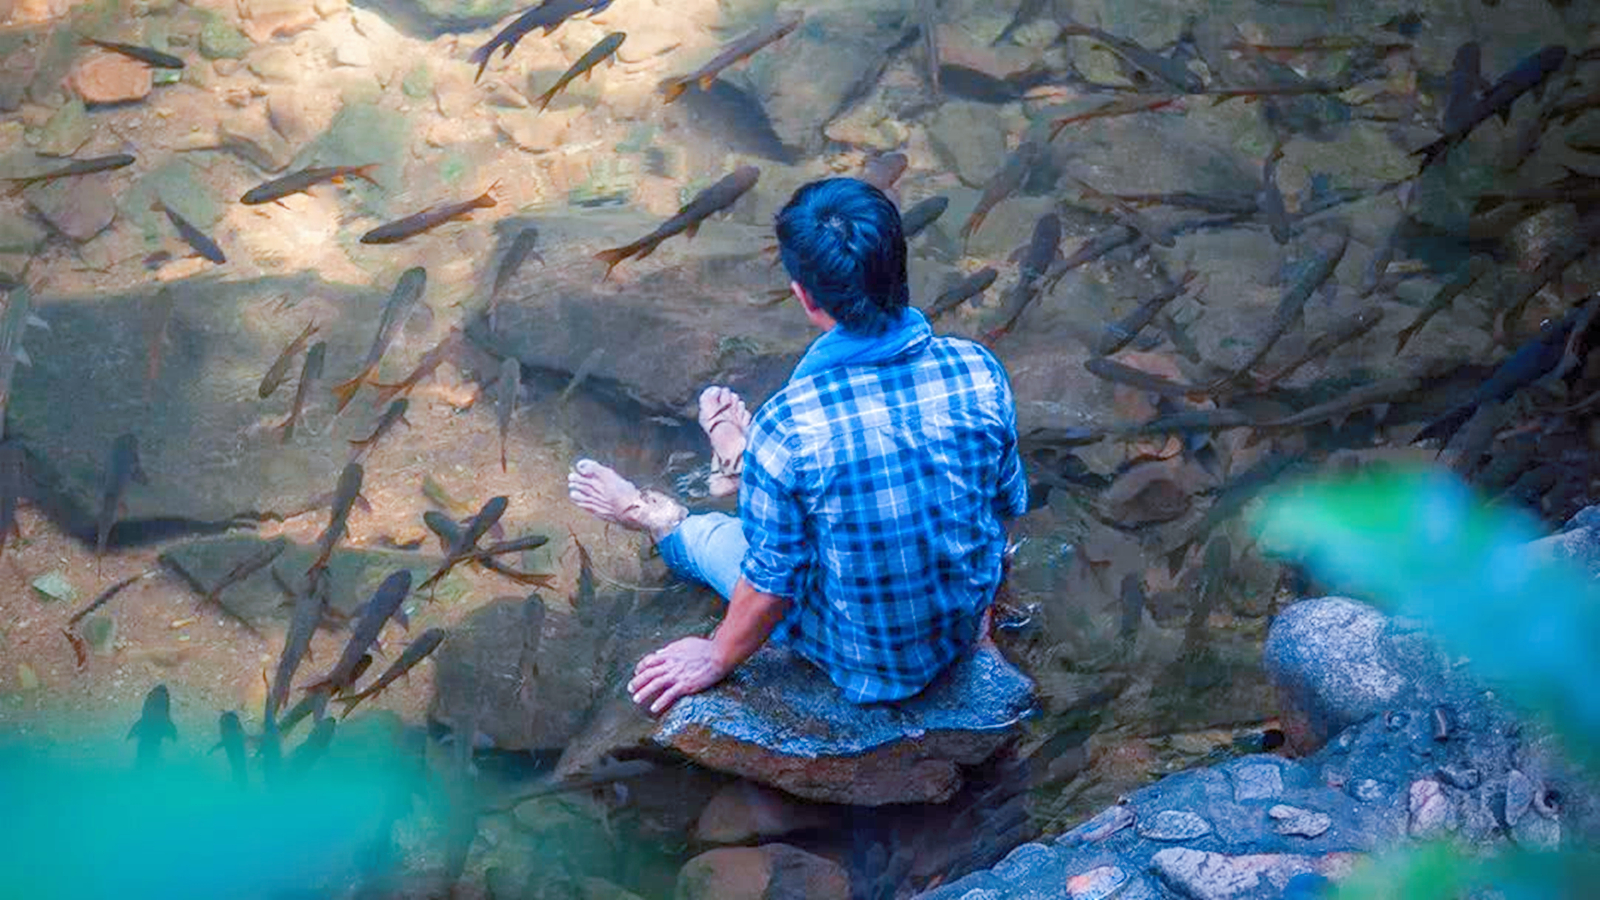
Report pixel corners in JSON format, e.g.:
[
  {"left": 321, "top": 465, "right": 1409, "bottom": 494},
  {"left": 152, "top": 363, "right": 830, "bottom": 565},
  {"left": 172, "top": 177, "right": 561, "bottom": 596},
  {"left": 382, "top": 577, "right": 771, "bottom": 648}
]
[
  {"left": 694, "top": 780, "right": 837, "bottom": 845},
  {"left": 1523, "top": 525, "right": 1600, "bottom": 581},
  {"left": 1348, "top": 778, "right": 1391, "bottom": 803},
  {"left": 35, "top": 98, "right": 89, "bottom": 156},
  {"left": 1268, "top": 805, "right": 1332, "bottom": 838},
  {"left": 1263, "top": 597, "right": 1413, "bottom": 751},
  {"left": 1512, "top": 811, "right": 1561, "bottom": 850},
  {"left": 1230, "top": 763, "right": 1284, "bottom": 802},
  {"left": 348, "top": 0, "right": 522, "bottom": 36},
  {"left": 991, "top": 843, "right": 1056, "bottom": 883},
  {"left": 1056, "top": 803, "right": 1136, "bottom": 846},
  {"left": 0, "top": 210, "right": 47, "bottom": 255},
  {"left": 1407, "top": 779, "right": 1455, "bottom": 838},
  {"left": 1436, "top": 764, "right": 1482, "bottom": 791},
  {"left": 1064, "top": 866, "right": 1132, "bottom": 900},
  {"left": 928, "top": 102, "right": 1010, "bottom": 187},
  {"left": 744, "top": 9, "right": 895, "bottom": 159},
  {"left": 1137, "top": 809, "right": 1213, "bottom": 841},
  {"left": 1504, "top": 770, "right": 1535, "bottom": 826},
  {"left": 1150, "top": 848, "right": 1361, "bottom": 900},
  {"left": 25, "top": 175, "right": 116, "bottom": 242}
]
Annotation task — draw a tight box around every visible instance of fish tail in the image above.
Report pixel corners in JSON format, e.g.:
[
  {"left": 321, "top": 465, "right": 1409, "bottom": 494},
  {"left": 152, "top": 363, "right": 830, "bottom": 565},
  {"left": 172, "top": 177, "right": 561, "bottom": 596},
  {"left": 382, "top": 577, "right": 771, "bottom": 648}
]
[
  {"left": 500, "top": 439, "right": 507, "bottom": 473},
  {"left": 632, "top": 237, "right": 666, "bottom": 261},
  {"left": 331, "top": 373, "right": 367, "bottom": 413},
  {"left": 477, "top": 182, "right": 501, "bottom": 208},
  {"left": 350, "top": 164, "right": 381, "bottom": 186},
  {"left": 959, "top": 210, "right": 986, "bottom": 243},
  {"left": 334, "top": 694, "right": 364, "bottom": 717},
  {"left": 659, "top": 79, "right": 688, "bottom": 103},
  {"left": 697, "top": 74, "right": 716, "bottom": 91},
  {"left": 536, "top": 87, "right": 559, "bottom": 111},
  {"left": 593, "top": 246, "right": 634, "bottom": 279},
  {"left": 370, "top": 381, "right": 405, "bottom": 406}
]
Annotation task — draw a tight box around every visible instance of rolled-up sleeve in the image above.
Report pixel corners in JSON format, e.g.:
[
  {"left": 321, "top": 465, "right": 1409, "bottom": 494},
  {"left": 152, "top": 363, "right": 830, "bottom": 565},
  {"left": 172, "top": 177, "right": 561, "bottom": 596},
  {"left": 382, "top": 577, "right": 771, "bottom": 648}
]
[{"left": 739, "top": 421, "right": 809, "bottom": 599}]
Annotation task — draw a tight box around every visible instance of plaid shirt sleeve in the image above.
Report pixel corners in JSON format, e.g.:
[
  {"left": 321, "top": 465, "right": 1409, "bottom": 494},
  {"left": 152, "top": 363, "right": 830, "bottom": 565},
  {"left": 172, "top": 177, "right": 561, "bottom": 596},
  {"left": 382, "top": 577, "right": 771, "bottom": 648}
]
[{"left": 738, "top": 414, "right": 810, "bottom": 598}]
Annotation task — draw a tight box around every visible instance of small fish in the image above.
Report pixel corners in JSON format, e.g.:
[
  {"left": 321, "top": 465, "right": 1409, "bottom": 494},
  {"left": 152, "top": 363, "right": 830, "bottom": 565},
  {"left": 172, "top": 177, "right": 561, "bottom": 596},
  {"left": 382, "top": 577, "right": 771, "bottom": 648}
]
[
  {"left": 1393, "top": 255, "right": 1491, "bottom": 352},
  {"left": 1251, "top": 306, "right": 1384, "bottom": 389},
  {"left": 496, "top": 357, "right": 519, "bottom": 472},
  {"left": 281, "top": 341, "right": 326, "bottom": 443},
  {"left": 372, "top": 329, "right": 462, "bottom": 407},
  {"left": 1415, "top": 45, "right": 1568, "bottom": 170},
  {"left": 201, "top": 538, "right": 288, "bottom": 615},
  {"left": 5, "top": 154, "right": 134, "bottom": 196},
  {"left": 302, "top": 571, "right": 411, "bottom": 696},
  {"left": 1117, "top": 573, "right": 1144, "bottom": 645},
  {"left": 1443, "top": 42, "right": 1482, "bottom": 133},
  {"left": 900, "top": 195, "right": 949, "bottom": 240},
  {"left": 257, "top": 717, "right": 283, "bottom": 788},
  {"left": 537, "top": 32, "right": 624, "bottom": 111},
  {"left": 332, "top": 267, "right": 427, "bottom": 412},
  {"left": 96, "top": 434, "right": 147, "bottom": 557},
  {"left": 1359, "top": 212, "right": 1409, "bottom": 297},
  {"left": 81, "top": 36, "right": 183, "bottom": 68},
  {"left": 1261, "top": 373, "right": 1423, "bottom": 431},
  {"left": 360, "top": 185, "right": 498, "bottom": 245},
  {"left": 1084, "top": 357, "right": 1206, "bottom": 398},
  {"left": 268, "top": 568, "right": 327, "bottom": 722},
  {"left": 994, "top": 0, "right": 1049, "bottom": 45},
  {"left": 1494, "top": 210, "right": 1600, "bottom": 337},
  {"left": 469, "top": 0, "right": 614, "bottom": 82},
  {"left": 455, "top": 533, "right": 550, "bottom": 565},
  {"left": 214, "top": 711, "right": 248, "bottom": 787},
  {"left": 860, "top": 152, "right": 909, "bottom": 194},
  {"left": 1057, "top": 19, "right": 1205, "bottom": 92},
  {"left": 1114, "top": 408, "right": 1254, "bottom": 436},
  {"left": 556, "top": 347, "right": 604, "bottom": 405},
  {"left": 1210, "top": 227, "right": 1348, "bottom": 389},
  {"left": 516, "top": 595, "right": 545, "bottom": 708},
  {"left": 960, "top": 141, "right": 1040, "bottom": 245},
  {"left": 1162, "top": 453, "right": 1306, "bottom": 569},
  {"left": 69, "top": 569, "right": 155, "bottom": 627},
  {"left": 595, "top": 166, "right": 760, "bottom": 278},
  {"left": 1049, "top": 94, "right": 1181, "bottom": 141},
  {"left": 989, "top": 214, "right": 1062, "bottom": 336},
  {"left": 420, "top": 496, "right": 510, "bottom": 590},
  {"left": 278, "top": 653, "right": 374, "bottom": 736},
  {"left": 0, "top": 439, "right": 25, "bottom": 553},
  {"left": 335, "top": 628, "right": 446, "bottom": 716},
  {"left": 490, "top": 228, "right": 544, "bottom": 332},
  {"left": 1259, "top": 144, "right": 1292, "bottom": 245},
  {"left": 1182, "top": 536, "right": 1229, "bottom": 653},
  {"left": 309, "top": 463, "right": 364, "bottom": 574},
  {"left": 259, "top": 321, "right": 320, "bottom": 399},
  {"left": 917, "top": 0, "right": 940, "bottom": 93},
  {"left": 240, "top": 165, "right": 380, "bottom": 205},
  {"left": 925, "top": 267, "right": 998, "bottom": 321},
  {"left": 1070, "top": 177, "right": 1175, "bottom": 247},
  {"left": 659, "top": 14, "right": 803, "bottom": 102},
  {"left": 348, "top": 399, "right": 410, "bottom": 464},
  {"left": 422, "top": 512, "right": 547, "bottom": 587},
  {"left": 289, "top": 717, "right": 336, "bottom": 778},
  {"left": 1111, "top": 191, "right": 1258, "bottom": 216},
  {"left": 152, "top": 200, "right": 225, "bottom": 265},
  {"left": 143, "top": 287, "right": 173, "bottom": 398},
  {"left": 1096, "top": 270, "right": 1199, "bottom": 356},
  {"left": 128, "top": 684, "right": 177, "bottom": 768}
]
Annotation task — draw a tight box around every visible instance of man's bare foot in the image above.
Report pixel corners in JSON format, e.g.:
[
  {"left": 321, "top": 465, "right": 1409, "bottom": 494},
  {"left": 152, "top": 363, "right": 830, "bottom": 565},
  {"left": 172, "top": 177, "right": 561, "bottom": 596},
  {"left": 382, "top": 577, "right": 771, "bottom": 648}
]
[
  {"left": 567, "top": 459, "right": 686, "bottom": 540},
  {"left": 698, "top": 385, "right": 750, "bottom": 498}
]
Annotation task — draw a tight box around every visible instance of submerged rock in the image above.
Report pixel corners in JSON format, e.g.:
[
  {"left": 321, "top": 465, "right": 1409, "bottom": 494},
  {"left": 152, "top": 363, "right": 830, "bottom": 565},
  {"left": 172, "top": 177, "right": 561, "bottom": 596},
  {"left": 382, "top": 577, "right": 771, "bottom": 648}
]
[
  {"left": 25, "top": 176, "right": 117, "bottom": 243},
  {"left": 676, "top": 844, "right": 849, "bottom": 900},
  {"left": 695, "top": 779, "right": 837, "bottom": 845},
  {"left": 69, "top": 52, "right": 152, "bottom": 105}
]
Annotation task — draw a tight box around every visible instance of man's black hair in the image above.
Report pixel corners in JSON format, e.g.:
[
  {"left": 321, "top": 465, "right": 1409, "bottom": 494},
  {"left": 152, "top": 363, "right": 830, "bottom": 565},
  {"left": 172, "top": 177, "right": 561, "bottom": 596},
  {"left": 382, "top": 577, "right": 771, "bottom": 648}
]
[{"left": 775, "top": 178, "right": 909, "bottom": 335}]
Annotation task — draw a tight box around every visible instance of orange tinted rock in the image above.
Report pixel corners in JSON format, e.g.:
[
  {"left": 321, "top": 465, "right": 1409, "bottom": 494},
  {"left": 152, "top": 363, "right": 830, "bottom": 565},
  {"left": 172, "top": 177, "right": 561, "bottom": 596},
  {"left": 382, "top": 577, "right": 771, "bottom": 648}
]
[{"left": 69, "top": 53, "right": 152, "bottom": 105}]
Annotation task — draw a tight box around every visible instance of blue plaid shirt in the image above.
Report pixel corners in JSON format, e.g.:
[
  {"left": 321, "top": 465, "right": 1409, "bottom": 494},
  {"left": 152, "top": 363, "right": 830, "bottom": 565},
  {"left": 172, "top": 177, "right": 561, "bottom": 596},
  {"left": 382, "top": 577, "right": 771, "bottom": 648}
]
[{"left": 739, "top": 322, "right": 1028, "bottom": 702}]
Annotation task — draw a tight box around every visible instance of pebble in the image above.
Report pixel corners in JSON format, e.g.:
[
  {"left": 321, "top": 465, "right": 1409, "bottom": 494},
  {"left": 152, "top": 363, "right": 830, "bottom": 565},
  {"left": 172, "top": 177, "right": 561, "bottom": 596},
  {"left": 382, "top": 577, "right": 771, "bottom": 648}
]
[
  {"left": 1057, "top": 803, "right": 1135, "bottom": 846},
  {"left": 70, "top": 53, "right": 153, "bottom": 105},
  {"left": 1436, "top": 764, "right": 1482, "bottom": 791},
  {"left": 1268, "top": 805, "right": 1332, "bottom": 838},
  {"left": 1065, "top": 866, "right": 1130, "bottom": 900},
  {"left": 1407, "top": 779, "right": 1454, "bottom": 838},
  {"left": 1347, "top": 778, "right": 1390, "bottom": 802},
  {"left": 1231, "top": 763, "right": 1284, "bottom": 801},
  {"left": 1137, "top": 809, "right": 1213, "bottom": 842},
  {"left": 26, "top": 177, "right": 117, "bottom": 242},
  {"left": 1504, "top": 770, "right": 1535, "bottom": 826}
]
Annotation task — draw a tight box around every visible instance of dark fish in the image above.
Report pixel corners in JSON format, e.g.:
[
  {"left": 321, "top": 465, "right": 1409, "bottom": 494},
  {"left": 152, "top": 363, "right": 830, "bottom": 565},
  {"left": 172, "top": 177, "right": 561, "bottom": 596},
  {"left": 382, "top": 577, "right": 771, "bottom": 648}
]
[
  {"left": 372, "top": 329, "right": 462, "bottom": 406},
  {"left": 152, "top": 200, "right": 225, "bottom": 265},
  {"left": 1251, "top": 306, "right": 1385, "bottom": 389},
  {"left": 1114, "top": 408, "right": 1253, "bottom": 436},
  {"left": 659, "top": 14, "right": 803, "bottom": 102},
  {"left": 1393, "top": 255, "right": 1491, "bottom": 352},
  {"left": 420, "top": 496, "right": 510, "bottom": 590},
  {"left": 1084, "top": 357, "right": 1205, "bottom": 398},
  {"left": 994, "top": 0, "right": 1049, "bottom": 45},
  {"left": 938, "top": 64, "right": 1053, "bottom": 105},
  {"left": 1049, "top": 94, "right": 1181, "bottom": 141},
  {"left": 240, "top": 165, "right": 380, "bottom": 205},
  {"left": 215, "top": 711, "right": 248, "bottom": 787},
  {"left": 289, "top": 717, "right": 336, "bottom": 777},
  {"left": 281, "top": 341, "right": 326, "bottom": 442},
  {"left": 1262, "top": 373, "right": 1424, "bottom": 430},
  {"left": 1444, "top": 400, "right": 1504, "bottom": 477},
  {"left": 360, "top": 185, "right": 498, "bottom": 244},
  {"left": 335, "top": 628, "right": 446, "bottom": 716},
  {"left": 1109, "top": 191, "right": 1259, "bottom": 216},
  {"left": 1495, "top": 209, "right": 1600, "bottom": 336},
  {"left": 470, "top": 0, "right": 615, "bottom": 82},
  {"left": 1071, "top": 177, "right": 1175, "bottom": 247},
  {"left": 1157, "top": 308, "right": 1203, "bottom": 363},
  {"left": 496, "top": 357, "right": 519, "bottom": 473},
  {"left": 960, "top": 141, "right": 1040, "bottom": 245},
  {"left": 595, "top": 166, "right": 759, "bottom": 278},
  {"left": 0, "top": 439, "right": 25, "bottom": 553},
  {"left": 69, "top": 569, "right": 154, "bottom": 627},
  {"left": 1359, "top": 213, "right": 1409, "bottom": 297},
  {"left": 1057, "top": 19, "right": 1205, "bottom": 92},
  {"left": 128, "top": 684, "right": 177, "bottom": 768},
  {"left": 81, "top": 36, "right": 184, "bottom": 68},
  {"left": 455, "top": 533, "right": 550, "bottom": 565},
  {"left": 1182, "top": 536, "right": 1230, "bottom": 653},
  {"left": 490, "top": 228, "right": 543, "bottom": 332},
  {"left": 1211, "top": 227, "right": 1348, "bottom": 389},
  {"left": 516, "top": 595, "right": 545, "bottom": 708},
  {"left": 901, "top": 196, "right": 949, "bottom": 240},
  {"left": 96, "top": 434, "right": 147, "bottom": 557},
  {"left": 861, "top": 153, "right": 909, "bottom": 193},
  {"left": 917, "top": 0, "right": 940, "bottom": 93},
  {"left": 258, "top": 717, "right": 283, "bottom": 787},
  {"left": 537, "top": 32, "right": 625, "bottom": 111},
  {"left": 1415, "top": 46, "right": 1568, "bottom": 170},
  {"left": 1096, "top": 270, "right": 1199, "bottom": 356},
  {"left": 268, "top": 567, "right": 327, "bottom": 721},
  {"left": 1259, "top": 144, "right": 1291, "bottom": 245},
  {"left": 259, "top": 321, "right": 320, "bottom": 399},
  {"left": 348, "top": 399, "right": 410, "bottom": 464},
  {"left": 1163, "top": 453, "right": 1305, "bottom": 569},
  {"left": 5, "top": 154, "right": 134, "bottom": 196},
  {"left": 202, "top": 538, "right": 287, "bottom": 614},
  {"left": 332, "top": 267, "right": 426, "bottom": 412},
  {"left": 422, "top": 512, "right": 546, "bottom": 585},
  {"left": 302, "top": 570, "right": 411, "bottom": 695},
  {"left": 989, "top": 214, "right": 1062, "bottom": 336},
  {"left": 278, "top": 654, "right": 373, "bottom": 736},
  {"left": 1116, "top": 573, "right": 1144, "bottom": 645},
  {"left": 925, "top": 267, "right": 998, "bottom": 320},
  {"left": 1443, "top": 42, "right": 1482, "bottom": 132},
  {"left": 309, "top": 463, "right": 364, "bottom": 574}
]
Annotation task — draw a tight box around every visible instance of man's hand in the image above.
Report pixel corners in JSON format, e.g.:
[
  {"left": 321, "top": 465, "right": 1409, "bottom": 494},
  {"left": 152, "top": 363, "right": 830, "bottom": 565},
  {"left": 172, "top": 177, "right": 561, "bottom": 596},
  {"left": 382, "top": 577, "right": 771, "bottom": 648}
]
[{"left": 628, "top": 637, "right": 731, "bottom": 715}]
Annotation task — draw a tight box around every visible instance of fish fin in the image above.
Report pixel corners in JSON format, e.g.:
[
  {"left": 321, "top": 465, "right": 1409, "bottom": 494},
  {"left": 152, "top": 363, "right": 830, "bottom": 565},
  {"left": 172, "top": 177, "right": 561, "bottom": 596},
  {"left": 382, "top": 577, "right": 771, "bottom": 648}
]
[
  {"left": 659, "top": 79, "right": 688, "bottom": 103},
  {"left": 331, "top": 374, "right": 366, "bottom": 413},
  {"left": 478, "top": 182, "right": 500, "bottom": 207},
  {"left": 536, "top": 87, "right": 558, "bottom": 111},
  {"left": 684, "top": 221, "right": 700, "bottom": 240},
  {"left": 351, "top": 164, "right": 381, "bottom": 187},
  {"left": 697, "top": 74, "right": 716, "bottom": 91},
  {"left": 594, "top": 246, "right": 632, "bottom": 280}
]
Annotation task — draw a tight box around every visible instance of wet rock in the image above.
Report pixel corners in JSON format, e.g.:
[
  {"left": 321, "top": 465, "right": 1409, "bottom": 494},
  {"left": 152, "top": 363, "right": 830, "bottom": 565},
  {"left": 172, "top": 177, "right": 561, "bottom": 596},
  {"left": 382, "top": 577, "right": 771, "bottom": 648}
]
[
  {"left": 1269, "top": 805, "right": 1332, "bottom": 838},
  {"left": 695, "top": 780, "right": 836, "bottom": 845},
  {"left": 1504, "top": 770, "right": 1535, "bottom": 826},
  {"left": 266, "top": 91, "right": 335, "bottom": 146},
  {"left": 496, "top": 107, "right": 578, "bottom": 154},
  {"left": 1347, "top": 778, "right": 1391, "bottom": 803},
  {"left": 351, "top": 0, "right": 524, "bottom": 37},
  {"left": 248, "top": 46, "right": 302, "bottom": 84},
  {"left": 238, "top": 0, "right": 322, "bottom": 43},
  {"left": 1230, "top": 762, "right": 1284, "bottom": 802},
  {"left": 1263, "top": 597, "right": 1413, "bottom": 752},
  {"left": 927, "top": 102, "right": 1009, "bottom": 188},
  {"left": 744, "top": 9, "right": 894, "bottom": 160},
  {"left": 1512, "top": 811, "right": 1561, "bottom": 850},
  {"left": 35, "top": 98, "right": 89, "bottom": 156},
  {"left": 1523, "top": 522, "right": 1600, "bottom": 581},
  {"left": 199, "top": 17, "right": 252, "bottom": 60},
  {"left": 1066, "top": 865, "right": 1132, "bottom": 900},
  {"left": 219, "top": 106, "right": 295, "bottom": 172},
  {"left": 676, "top": 844, "right": 849, "bottom": 900},
  {"left": 1407, "top": 779, "right": 1455, "bottom": 838},
  {"left": 26, "top": 176, "right": 116, "bottom": 242},
  {"left": 1150, "top": 849, "right": 1360, "bottom": 900},
  {"left": 1437, "top": 764, "right": 1482, "bottom": 791},
  {"left": 69, "top": 52, "right": 152, "bottom": 105},
  {"left": 0, "top": 211, "right": 47, "bottom": 256},
  {"left": 1138, "top": 810, "right": 1212, "bottom": 842}
]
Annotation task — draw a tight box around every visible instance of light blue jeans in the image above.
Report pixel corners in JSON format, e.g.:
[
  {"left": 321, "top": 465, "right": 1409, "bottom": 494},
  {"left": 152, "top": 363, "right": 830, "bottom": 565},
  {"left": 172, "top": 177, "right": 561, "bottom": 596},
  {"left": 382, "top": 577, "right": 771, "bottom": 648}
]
[{"left": 658, "top": 512, "right": 748, "bottom": 601}]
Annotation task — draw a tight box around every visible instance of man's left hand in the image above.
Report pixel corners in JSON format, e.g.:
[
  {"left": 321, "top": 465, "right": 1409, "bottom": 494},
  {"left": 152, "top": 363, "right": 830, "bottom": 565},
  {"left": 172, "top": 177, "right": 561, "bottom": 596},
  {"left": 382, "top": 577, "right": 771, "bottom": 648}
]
[{"left": 629, "top": 637, "right": 731, "bottom": 715}]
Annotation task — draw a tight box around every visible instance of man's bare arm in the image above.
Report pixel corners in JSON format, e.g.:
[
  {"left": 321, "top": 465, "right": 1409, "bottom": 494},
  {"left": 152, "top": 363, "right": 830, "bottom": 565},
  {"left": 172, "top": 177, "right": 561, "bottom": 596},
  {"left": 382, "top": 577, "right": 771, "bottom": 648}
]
[{"left": 712, "top": 577, "right": 789, "bottom": 670}]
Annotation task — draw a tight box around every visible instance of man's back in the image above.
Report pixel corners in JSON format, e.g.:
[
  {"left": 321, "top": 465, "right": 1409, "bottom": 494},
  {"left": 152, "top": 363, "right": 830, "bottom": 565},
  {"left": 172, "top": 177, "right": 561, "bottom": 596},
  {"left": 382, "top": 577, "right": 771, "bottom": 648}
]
[{"left": 740, "top": 330, "right": 1028, "bottom": 702}]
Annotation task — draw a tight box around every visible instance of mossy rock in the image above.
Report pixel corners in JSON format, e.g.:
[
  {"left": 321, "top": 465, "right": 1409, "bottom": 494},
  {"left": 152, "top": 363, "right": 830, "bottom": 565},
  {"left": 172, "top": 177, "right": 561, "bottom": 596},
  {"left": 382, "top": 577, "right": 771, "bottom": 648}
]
[{"left": 199, "top": 16, "right": 252, "bottom": 60}]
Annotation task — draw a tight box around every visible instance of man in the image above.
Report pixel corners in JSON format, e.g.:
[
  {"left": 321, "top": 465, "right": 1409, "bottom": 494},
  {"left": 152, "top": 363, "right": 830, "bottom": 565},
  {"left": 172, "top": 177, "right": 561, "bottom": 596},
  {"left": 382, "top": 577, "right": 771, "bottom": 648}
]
[{"left": 568, "top": 178, "right": 1028, "bottom": 714}]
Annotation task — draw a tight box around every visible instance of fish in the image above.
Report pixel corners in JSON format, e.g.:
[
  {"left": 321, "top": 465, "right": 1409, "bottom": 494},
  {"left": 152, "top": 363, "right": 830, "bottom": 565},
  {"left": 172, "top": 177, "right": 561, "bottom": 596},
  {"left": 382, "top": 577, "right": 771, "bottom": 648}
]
[
  {"left": 960, "top": 141, "right": 1040, "bottom": 245},
  {"left": 1415, "top": 46, "right": 1568, "bottom": 170},
  {"left": 5, "top": 154, "right": 134, "bottom": 196},
  {"left": 496, "top": 357, "right": 519, "bottom": 472},
  {"left": 1494, "top": 210, "right": 1600, "bottom": 337},
  {"left": 1443, "top": 400, "right": 1504, "bottom": 477},
  {"left": 309, "top": 463, "right": 364, "bottom": 574},
  {"left": 1393, "top": 255, "right": 1491, "bottom": 352},
  {"left": 1057, "top": 19, "right": 1205, "bottom": 92},
  {"left": 1049, "top": 94, "right": 1181, "bottom": 141},
  {"left": 917, "top": 0, "right": 940, "bottom": 93},
  {"left": 937, "top": 64, "right": 1053, "bottom": 104},
  {"left": 1095, "top": 270, "right": 1199, "bottom": 356},
  {"left": 258, "top": 321, "right": 320, "bottom": 399},
  {"left": 420, "top": 496, "right": 511, "bottom": 590},
  {"left": 1070, "top": 177, "right": 1175, "bottom": 247},
  {"left": 128, "top": 684, "right": 177, "bottom": 768},
  {"left": 422, "top": 476, "right": 474, "bottom": 517},
  {"left": 1181, "top": 536, "right": 1230, "bottom": 653},
  {"left": 516, "top": 595, "right": 545, "bottom": 708},
  {"left": 1261, "top": 373, "right": 1425, "bottom": 430},
  {"left": 152, "top": 200, "right": 225, "bottom": 265},
  {"left": 240, "top": 165, "right": 380, "bottom": 205},
  {"left": 659, "top": 14, "right": 803, "bottom": 103},
  {"left": 268, "top": 568, "right": 327, "bottom": 721},
  {"left": 1210, "top": 227, "right": 1348, "bottom": 389},
  {"left": 454, "top": 533, "right": 550, "bottom": 566},
  {"left": 1259, "top": 143, "right": 1292, "bottom": 245},
  {"left": 421, "top": 512, "right": 545, "bottom": 585},
  {"left": 490, "top": 228, "right": 543, "bottom": 332},
  {"left": 1039, "top": 225, "right": 1145, "bottom": 295},
  {"left": 143, "top": 287, "right": 174, "bottom": 398},
  {"left": 556, "top": 346, "right": 604, "bottom": 405},
  {"left": 372, "top": 329, "right": 461, "bottom": 407},
  {"left": 1158, "top": 308, "right": 1204, "bottom": 363},
  {"left": 677, "top": 79, "right": 797, "bottom": 165},
  {"left": 201, "top": 538, "right": 288, "bottom": 615},
  {"left": 861, "top": 152, "right": 909, "bottom": 194},
  {"left": 332, "top": 267, "right": 427, "bottom": 412},
  {"left": 278, "top": 654, "right": 372, "bottom": 736},
  {"left": 1114, "top": 408, "right": 1254, "bottom": 436},
  {"left": 281, "top": 341, "right": 326, "bottom": 442},
  {"left": 348, "top": 399, "right": 410, "bottom": 464},
  {"left": 257, "top": 717, "right": 283, "bottom": 788},
  {"left": 0, "top": 439, "right": 25, "bottom": 553},
  {"left": 989, "top": 214, "right": 1062, "bottom": 337},
  {"left": 925, "top": 267, "right": 998, "bottom": 321},
  {"left": 289, "top": 718, "right": 336, "bottom": 777},
  {"left": 1116, "top": 573, "right": 1144, "bottom": 647},
  {"left": 302, "top": 570, "right": 412, "bottom": 696},
  {"left": 469, "top": 0, "right": 615, "bottom": 82},
  {"left": 994, "top": 0, "right": 1049, "bottom": 45},
  {"left": 360, "top": 185, "right": 498, "bottom": 244},
  {"left": 1443, "top": 42, "right": 1482, "bottom": 132},
  {"left": 1359, "top": 212, "right": 1409, "bottom": 297},
  {"left": 214, "top": 711, "right": 248, "bottom": 787},
  {"left": 1162, "top": 453, "right": 1306, "bottom": 570},
  {"left": 900, "top": 196, "right": 949, "bottom": 240},
  {"left": 68, "top": 569, "right": 155, "bottom": 627},
  {"left": 335, "top": 628, "right": 446, "bottom": 716},
  {"left": 594, "top": 166, "right": 760, "bottom": 278},
  {"left": 80, "top": 36, "right": 184, "bottom": 68},
  {"left": 1250, "top": 306, "right": 1385, "bottom": 389},
  {"left": 1084, "top": 357, "right": 1206, "bottom": 398},
  {"left": 537, "top": 32, "right": 625, "bottom": 111},
  {"left": 96, "top": 434, "right": 148, "bottom": 557}
]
